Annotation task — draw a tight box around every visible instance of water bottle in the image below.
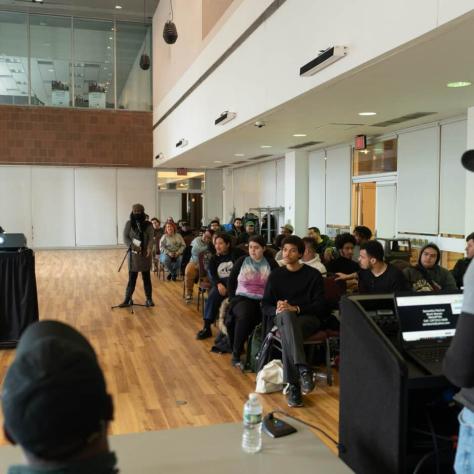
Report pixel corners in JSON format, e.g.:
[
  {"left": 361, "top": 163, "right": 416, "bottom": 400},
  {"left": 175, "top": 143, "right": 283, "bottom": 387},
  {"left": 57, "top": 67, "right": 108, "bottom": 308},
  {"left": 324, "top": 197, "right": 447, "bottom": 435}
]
[{"left": 242, "top": 393, "right": 263, "bottom": 453}]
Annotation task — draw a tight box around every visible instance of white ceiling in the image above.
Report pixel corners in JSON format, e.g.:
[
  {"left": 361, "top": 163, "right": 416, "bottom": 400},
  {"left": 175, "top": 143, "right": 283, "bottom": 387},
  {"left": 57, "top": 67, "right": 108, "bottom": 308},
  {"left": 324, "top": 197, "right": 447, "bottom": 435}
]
[
  {"left": 0, "top": 0, "right": 159, "bottom": 22},
  {"left": 162, "top": 11, "right": 474, "bottom": 169}
]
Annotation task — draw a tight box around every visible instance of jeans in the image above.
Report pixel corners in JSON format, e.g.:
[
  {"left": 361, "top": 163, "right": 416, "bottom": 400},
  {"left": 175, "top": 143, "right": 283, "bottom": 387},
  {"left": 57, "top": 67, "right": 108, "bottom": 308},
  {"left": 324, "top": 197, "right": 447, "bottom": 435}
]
[
  {"left": 226, "top": 297, "right": 262, "bottom": 359},
  {"left": 274, "top": 311, "right": 320, "bottom": 384},
  {"left": 160, "top": 254, "right": 182, "bottom": 277},
  {"left": 204, "top": 286, "right": 225, "bottom": 323},
  {"left": 455, "top": 407, "right": 474, "bottom": 473}
]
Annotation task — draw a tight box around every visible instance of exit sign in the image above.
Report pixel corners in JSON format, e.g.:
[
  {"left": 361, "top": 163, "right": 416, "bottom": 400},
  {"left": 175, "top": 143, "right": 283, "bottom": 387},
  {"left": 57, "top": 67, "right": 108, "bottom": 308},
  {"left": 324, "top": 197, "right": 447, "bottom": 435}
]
[
  {"left": 355, "top": 135, "right": 367, "bottom": 150},
  {"left": 177, "top": 168, "right": 188, "bottom": 176}
]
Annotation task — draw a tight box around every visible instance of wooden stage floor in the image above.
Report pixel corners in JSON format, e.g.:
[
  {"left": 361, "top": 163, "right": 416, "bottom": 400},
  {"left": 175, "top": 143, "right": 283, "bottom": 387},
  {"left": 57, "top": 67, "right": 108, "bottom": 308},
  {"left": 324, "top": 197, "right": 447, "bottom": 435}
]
[{"left": 0, "top": 249, "right": 339, "bottom": 452}]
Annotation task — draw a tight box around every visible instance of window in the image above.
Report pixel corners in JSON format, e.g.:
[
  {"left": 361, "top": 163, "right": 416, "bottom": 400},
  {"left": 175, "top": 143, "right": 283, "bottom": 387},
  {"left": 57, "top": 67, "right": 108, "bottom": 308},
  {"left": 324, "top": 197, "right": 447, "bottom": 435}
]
[
  {"left": 116, "top": 22, "right": 151, "bottom": 111},
  {"left": 30, "top": 15, "right": 72, "bottom": 107},
  {"left": 73, "top": 18, "right": 115, "bottom": 109},
  {"left": 0, "top": 12, "right": 28, "bottom": 105},
  {"left": 353, "top": 138, "right": 397, "bottom": 176}
]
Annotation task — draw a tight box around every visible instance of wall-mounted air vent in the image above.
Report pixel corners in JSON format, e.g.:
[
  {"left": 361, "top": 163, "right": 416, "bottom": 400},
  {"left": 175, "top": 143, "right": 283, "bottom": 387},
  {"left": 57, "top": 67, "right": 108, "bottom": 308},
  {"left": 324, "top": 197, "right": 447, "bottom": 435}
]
[
  {"left": 372, "top": 112, "right": 436, "bottom": 127},
  {"left": 288, "top": 141, "right": 323, "bottom": 150},
  {"left": 248, "top": 154, "right": 272, "bottom": 161}
]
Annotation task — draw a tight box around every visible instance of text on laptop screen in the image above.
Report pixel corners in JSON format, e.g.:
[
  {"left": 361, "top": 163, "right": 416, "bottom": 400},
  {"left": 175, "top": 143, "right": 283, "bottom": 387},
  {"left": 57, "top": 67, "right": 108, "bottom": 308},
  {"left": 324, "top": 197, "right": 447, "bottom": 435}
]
[{"left": 396, "top": 293, "right": 463, "bottom": 342}]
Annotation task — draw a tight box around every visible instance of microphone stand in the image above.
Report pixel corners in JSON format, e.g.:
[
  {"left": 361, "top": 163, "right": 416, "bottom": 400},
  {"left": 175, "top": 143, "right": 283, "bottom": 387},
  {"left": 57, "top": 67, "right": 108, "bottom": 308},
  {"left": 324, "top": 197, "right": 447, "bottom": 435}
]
[{"left": 111, "top": 244, "right": 147, "bottom": 314}]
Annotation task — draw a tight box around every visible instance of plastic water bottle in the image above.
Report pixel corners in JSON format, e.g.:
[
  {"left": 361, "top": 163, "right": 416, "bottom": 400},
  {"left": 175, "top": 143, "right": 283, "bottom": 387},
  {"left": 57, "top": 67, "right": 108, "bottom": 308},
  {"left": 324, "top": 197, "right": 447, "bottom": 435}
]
[{"left": 242, "top": 393, "right": 263, "bottom": 453}]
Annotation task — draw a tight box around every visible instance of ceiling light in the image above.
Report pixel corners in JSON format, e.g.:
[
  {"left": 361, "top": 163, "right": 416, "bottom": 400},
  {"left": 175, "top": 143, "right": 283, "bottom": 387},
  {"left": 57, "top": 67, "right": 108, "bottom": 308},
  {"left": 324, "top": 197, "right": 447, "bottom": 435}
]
[
  {"left": 115, "top": 5, "right": 122, "bottom": 9},
  {"left": 109, "top": 37, "right": 113, "bottom": 40},
  {"left": 48, "top": 69, "right": 54, "bottom": 72},
  {"left": 293, "top": 133, "right": 307, "bottom": 137},
  {"left": 32, "top": 0, "right": 44, "bottom": 3},
  {"left": 260, "top": 145, "right": 272, "bottom": 149},
  {"left": 234, "top": 153, "right": 245, "bottom": 157},
  {"left": 214, "top": 160, "right": 222, "bottom": 163},
  {"left": 446, "top": 81, "right": 472, "bottom": 88},
  {"left": 107, "top": 46, "right": 111, "bottom": 49},
  {"left": 358, "top": 112, "right": 377, "bottom": 116}
]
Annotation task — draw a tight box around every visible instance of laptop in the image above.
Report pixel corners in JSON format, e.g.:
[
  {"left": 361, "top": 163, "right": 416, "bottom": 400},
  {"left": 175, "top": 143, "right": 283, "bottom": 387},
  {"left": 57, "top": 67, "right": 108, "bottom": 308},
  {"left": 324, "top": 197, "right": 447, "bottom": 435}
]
[{"left": 394, "top": 292, "right": 463, "bottom": 375}]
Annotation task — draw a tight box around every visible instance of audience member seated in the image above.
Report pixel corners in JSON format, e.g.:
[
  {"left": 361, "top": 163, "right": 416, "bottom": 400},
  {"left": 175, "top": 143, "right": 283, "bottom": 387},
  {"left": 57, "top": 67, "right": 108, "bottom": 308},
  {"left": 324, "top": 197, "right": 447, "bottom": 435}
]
[
  {"left": 229, "top": 217, "right": 244, "bottom": 241},
  {"left": 226, "top": 235, "right": 278, "bottom": 368},
  {"left": 184, "top": 229, "right": 213, "bottom": 303},
  {"left": 327, "top": 233, "right": 360, "bottom": 274},
  {"left": 280, "top": 224, "right": 294, "bottom": 238},
  {"left": 160, "top": 222, "right": 186, "bottom": 281},
  {"left": 307, "top": 226, "right": 333, "bottom": 258},
  {"left": 208, "top": 219, "right": 221, "bottom": 233},
  {"left": 1, "top": 320, "right": 117, "bottom": 473},
  {"left": 262, "top": 236, "right": 326, "bottom": 407},
  {"left": 352, "top": 225, "right": 372, "bottom": 262},
  {"left": 403, "top": 243, "right": 457, "bottom": 292},
  {"left": 336, "top": 240, "right": 409, "bottom": 293},
  {"left": 301, "top": 237, "right": 327, "bottom": 276},
  {"left": 238, "top": 221, "right": 257, "bottom": 245},
  {"left": 150, "top": 218, "right": 163, "bottom": 271},
  {"left": 196, "top": 233, "right": 245, "bottom": 340},
  {"left": 452, "top": 232, "right": 474, "bottom": 289}
]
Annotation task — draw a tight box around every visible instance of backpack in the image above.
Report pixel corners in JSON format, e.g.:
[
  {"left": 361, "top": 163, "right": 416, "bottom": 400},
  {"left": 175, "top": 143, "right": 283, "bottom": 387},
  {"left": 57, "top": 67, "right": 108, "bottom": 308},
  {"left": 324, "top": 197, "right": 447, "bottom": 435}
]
[{"left": 243, "top": 323, "right": 263, "bottom": 372}]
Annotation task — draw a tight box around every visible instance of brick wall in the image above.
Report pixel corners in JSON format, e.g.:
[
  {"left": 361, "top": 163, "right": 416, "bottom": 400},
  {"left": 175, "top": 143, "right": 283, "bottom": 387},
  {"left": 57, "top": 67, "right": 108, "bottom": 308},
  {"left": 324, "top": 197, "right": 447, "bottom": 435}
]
[{"left": 0, "top": 105, "right": 153, "bottom": 167}]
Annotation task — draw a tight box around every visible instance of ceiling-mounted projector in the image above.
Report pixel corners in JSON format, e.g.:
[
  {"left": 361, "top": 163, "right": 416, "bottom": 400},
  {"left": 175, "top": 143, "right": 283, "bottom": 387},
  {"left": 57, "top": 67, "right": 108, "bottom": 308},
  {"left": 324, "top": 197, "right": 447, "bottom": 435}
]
[
  {"left": 300, "top": 46, "right": 348, "bottom": 77},
  {"left": 215, "top": 111, "right": 236, "bottom": 126},
  {"left": 176, "top": 138, "right": 188, "bottom": 148}
]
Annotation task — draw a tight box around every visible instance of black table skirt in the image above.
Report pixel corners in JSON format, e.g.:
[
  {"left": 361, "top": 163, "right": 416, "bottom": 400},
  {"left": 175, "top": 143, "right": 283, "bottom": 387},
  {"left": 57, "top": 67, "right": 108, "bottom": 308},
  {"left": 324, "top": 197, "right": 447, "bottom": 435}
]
[{"left": 0, "top": 249, "right": 39, "bottom": 345}]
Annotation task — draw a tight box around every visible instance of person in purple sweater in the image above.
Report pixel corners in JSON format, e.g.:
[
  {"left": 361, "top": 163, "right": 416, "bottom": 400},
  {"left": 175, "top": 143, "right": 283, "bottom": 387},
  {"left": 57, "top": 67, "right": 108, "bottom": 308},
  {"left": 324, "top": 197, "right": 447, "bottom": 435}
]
[{"left": 226, "top": 235, "right": 278, "bottom": 369}]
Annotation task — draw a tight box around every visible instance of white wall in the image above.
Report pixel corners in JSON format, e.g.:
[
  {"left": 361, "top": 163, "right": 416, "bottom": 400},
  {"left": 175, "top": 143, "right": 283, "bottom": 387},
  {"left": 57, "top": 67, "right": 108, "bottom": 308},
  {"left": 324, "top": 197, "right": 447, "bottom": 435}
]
[
  {"left": 204, "top": 169, "right": 224, "bottom": 223},
  {"left": 159, "top": 192, "right": 182, "bottom": 222},
  {"left": 221, "top": 159, "right": 285, "bottom": 221},
  {"left": 0, "top": 165, "right": 157, "bottom": 248},
  {"left": 153, "top": 0, "right": 474, "bottom": 164}
]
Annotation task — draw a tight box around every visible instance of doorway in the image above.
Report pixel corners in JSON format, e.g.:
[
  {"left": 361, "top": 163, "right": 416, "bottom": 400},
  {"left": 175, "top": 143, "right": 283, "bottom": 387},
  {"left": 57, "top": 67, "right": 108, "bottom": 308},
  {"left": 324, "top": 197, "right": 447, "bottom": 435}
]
[
  {"left": 182, "top": 193, "right": 203, "bottom": 228},
  {"left": 352, "top": 182, "right": 376, "bottom": 231}
]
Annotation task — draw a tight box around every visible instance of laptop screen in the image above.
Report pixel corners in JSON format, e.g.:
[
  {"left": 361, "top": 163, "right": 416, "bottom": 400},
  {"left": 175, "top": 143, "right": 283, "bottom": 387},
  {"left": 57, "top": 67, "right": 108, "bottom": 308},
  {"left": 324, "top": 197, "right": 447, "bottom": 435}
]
[{"left": 395, "top": 293, "right": 463, "bottom": 342}]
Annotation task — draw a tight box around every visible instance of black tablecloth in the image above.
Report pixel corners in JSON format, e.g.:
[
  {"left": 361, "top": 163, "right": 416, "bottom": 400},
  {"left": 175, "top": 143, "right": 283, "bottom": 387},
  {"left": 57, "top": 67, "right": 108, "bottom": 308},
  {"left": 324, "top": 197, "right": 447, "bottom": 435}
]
[{"left": 0, "top": 249, "right": 39, "bottom": 345}]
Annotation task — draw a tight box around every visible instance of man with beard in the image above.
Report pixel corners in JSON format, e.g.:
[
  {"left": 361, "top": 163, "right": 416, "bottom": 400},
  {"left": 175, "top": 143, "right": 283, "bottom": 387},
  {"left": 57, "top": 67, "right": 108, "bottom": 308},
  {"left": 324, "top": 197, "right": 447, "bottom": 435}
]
[{"left": 120, "top": 203, "right": 155, "bottom": 308}]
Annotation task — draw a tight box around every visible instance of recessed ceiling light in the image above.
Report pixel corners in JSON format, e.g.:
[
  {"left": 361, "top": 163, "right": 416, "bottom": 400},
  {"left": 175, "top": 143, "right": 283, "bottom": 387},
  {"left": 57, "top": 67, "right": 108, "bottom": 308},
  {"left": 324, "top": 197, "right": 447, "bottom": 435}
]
[
  {"left": 115, "top": 5, "right": 122, "bottom": 9},
  {"left": 109, "top": 37, "right": 113, "bottom": 40},
  {"left": 48, "top": 69, "right": 54, "bottom": 72},
  {"left": 214, "top": 160, "right": 222, "bottom": 163},
  {"left": 358, "top": 112, "right": 377, "bottom": 116},
  {"left": 234, "top": 153, "right": 245, "bottom": 157},
  {"left": 107, "top": 46, "right": 111, "bottom": 49},
  {"left": 260, "top": 145, "right": 272, "bottom": 149},
  {"left": 293, "top": 133, "right": 307, "bottom": 137},
  {"left": 446, "top": 81, "right": 472, "bottom": 88}
]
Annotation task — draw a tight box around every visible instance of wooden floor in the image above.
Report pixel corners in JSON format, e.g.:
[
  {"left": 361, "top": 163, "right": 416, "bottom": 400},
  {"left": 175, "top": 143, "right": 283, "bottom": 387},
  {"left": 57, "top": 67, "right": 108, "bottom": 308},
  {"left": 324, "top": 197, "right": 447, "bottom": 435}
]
[{"left": 0, "top": 249, "right": 340, "bottom": 453}]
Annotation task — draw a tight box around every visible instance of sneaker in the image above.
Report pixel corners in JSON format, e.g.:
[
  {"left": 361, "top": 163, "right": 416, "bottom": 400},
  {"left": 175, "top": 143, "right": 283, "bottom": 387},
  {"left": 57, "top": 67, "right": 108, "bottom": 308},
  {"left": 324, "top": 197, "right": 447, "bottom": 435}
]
[
  {"left": 118, "top": 298, "right": 133, "bottom": 308},
  {"left": 185, "top": 295, "right": 192, "bottom": 304},
  {"left": 300, "top": 370, "right": 316, "bottom": 395},
  {"left": 196, "top": 327, "right": 212, "bottom": 340},
  {"left": 172, "top": 275, "right": 177, "bottom": 281},
  {"left": 166, "top": 273, "right": 172, "bottom": 281},
  {"left": 231, "top": 356, "right": 241, "bottom": 368},
  {"left": 145, "top": 298, "right": 155, "bottom": 307},
  {"left": 286, "top": 384, "right": 304, "bottom": 408}
]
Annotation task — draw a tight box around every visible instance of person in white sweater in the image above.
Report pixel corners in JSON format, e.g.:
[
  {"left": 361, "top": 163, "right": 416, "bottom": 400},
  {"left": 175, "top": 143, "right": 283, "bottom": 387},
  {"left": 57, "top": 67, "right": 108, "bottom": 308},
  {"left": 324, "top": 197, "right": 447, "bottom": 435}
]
[{"left": 300, "top": 237, "right": 327, "bottom": 276}]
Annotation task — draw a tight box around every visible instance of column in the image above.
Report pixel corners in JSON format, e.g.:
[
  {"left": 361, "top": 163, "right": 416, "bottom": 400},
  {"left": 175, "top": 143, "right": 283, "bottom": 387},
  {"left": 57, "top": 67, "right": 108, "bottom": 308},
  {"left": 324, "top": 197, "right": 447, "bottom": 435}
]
[
  {"left": 466, "top": 107, "right": 474, "bottom": 235},
  {"left": 284, "top": 150, "right": 309, "bottom": 236}
]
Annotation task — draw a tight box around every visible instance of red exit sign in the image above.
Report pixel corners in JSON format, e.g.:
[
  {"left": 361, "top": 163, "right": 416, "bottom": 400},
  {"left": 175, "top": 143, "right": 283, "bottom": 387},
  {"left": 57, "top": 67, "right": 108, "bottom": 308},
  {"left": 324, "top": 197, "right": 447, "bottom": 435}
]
[
  {"left": 177, "top": 168, "right": 188, "bottom": 176},
  {"left": 354, "top": 135, "right": 367, "bottom": 150}
]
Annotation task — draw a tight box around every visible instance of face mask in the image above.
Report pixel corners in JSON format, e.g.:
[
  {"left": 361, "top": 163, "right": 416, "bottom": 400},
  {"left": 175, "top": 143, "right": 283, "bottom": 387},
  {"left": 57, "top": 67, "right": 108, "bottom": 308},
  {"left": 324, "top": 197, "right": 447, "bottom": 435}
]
[{"left": 132, "top": 212, "right": 145, "bottom": 222}]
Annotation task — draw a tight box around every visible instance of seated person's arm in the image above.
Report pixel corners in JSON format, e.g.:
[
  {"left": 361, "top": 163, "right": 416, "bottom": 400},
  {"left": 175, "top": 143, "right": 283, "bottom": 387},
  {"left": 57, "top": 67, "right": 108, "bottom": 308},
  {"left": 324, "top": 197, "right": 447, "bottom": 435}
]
[
  {"left": 176, "top": 234, "right": 186, "bottom": 256},
  {"left": 227, "top": 257, "right": 244, "bottom": 299},
  {"left": 443, "top": 269, "right": 459, "bottom": 291},
  {"left": 206, "top": 256, "right": 219, "bottom": 287},
  {"left": 335, "top": 272, "right": 358, "bottom": 281},
  {"left": 159, "top": 235, "right": 167, "bottom": 255},
  {"left": 298, "top": 272, "right": 325, "bottom": 315},
  {"left": 262, "top": 273, "right": 277, "bottom": 316}
]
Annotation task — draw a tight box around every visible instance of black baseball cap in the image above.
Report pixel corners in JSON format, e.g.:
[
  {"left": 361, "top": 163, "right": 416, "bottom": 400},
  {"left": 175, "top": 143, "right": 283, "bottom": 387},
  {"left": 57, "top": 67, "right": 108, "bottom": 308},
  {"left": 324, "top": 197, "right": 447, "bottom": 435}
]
[
  {"left": 462, "top": 150, "right": 474, "bottom": 172},
  {"left": 1, "top": 321, "right": 113, "bottom": 459}
]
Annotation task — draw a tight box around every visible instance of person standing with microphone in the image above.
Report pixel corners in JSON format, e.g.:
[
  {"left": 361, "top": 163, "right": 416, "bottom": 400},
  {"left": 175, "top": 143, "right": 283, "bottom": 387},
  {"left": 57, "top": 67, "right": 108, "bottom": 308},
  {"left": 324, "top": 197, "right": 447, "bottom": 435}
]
[{"left": 119, "top": 203, "right": 155, "bottom": 308}]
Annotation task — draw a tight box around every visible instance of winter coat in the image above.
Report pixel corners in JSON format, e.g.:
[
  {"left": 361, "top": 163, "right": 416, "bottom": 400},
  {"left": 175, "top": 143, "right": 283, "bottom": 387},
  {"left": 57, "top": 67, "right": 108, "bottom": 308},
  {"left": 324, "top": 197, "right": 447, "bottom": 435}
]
[{"left": 123, "top": 220, "right": 154, "bottom": 272}]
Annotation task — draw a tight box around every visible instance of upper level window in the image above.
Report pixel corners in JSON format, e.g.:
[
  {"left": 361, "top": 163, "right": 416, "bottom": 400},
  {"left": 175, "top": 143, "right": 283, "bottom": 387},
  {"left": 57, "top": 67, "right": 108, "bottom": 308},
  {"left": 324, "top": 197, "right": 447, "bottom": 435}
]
[{"left": 353, "top": 138, "right": 397, "bottom": 176}]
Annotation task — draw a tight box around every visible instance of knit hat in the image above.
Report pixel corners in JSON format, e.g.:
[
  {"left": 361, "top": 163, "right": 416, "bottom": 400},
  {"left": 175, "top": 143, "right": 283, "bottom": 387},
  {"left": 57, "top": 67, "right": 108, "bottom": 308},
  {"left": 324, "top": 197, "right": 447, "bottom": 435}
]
[
  {"left": 281, "top": 224, "right": 294, "bottom": 233},
  {"left": 2, "top": 321, "right": 112, "bottom": 459},
  {"left": 461, "top": 150, "right": 474, "bottom": 172}
]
